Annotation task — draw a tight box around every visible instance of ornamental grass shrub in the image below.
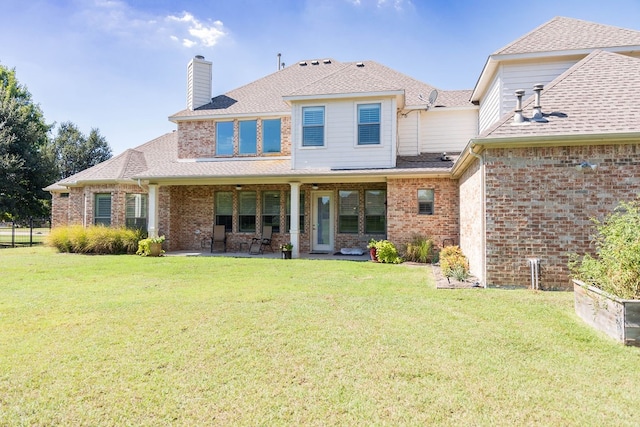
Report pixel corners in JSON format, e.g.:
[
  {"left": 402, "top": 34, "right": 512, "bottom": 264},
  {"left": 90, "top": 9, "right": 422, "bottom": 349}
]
[
  {"left": 440, "top": 245, "right": 469, "bottom": 280},
  {"left": 569, "top": 200, "right": 640, "bottom": 299},
  {"left": 47, "top": 225, "right": 143, "bottom": 255},
  {"left": 403, "top": 234, "right": 435, "bottom": 263}
]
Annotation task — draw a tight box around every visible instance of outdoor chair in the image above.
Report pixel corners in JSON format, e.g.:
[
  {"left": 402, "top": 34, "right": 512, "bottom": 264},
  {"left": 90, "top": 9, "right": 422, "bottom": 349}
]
[
  {"left": 210, "top": 224, "right": 227, "bottom": 252},
  {"left": 249, "top": 225, "right": 273, "bottom": 254}
]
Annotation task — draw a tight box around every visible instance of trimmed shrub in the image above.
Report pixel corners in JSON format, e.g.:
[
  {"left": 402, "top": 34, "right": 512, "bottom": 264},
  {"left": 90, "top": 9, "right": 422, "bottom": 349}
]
[
  {"left": 47, "top": 225, "right": 143, "bottom": 255},
  {"left": 373, "top": 240, "right": 403, "bottom": 264},
  {"left": 403, "top": 234, "right": 435, "bottom": 263},
  {"left": 570, "top": 200, "right": 640, "bottom": 299},
  {"left": 440, "top": 245, "right": 469, "bottom": 280}
]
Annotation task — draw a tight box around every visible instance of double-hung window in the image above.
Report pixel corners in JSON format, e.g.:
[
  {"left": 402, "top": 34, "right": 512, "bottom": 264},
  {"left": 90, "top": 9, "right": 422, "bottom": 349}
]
[
  {"left": 215, "top": 191, "right": 233, "bottom": 232},
  {"left": 239, "top": 120, "right": 257, "bottom": 155},
  {"left": 238, "top": 191, "right": 256, "bottom": 232},
  {"left": 262, "top": 119, "right": 281, "bottom": 153},
  {"left": 339, "top": 190, "right": 359, "bottom": 234},
  {"left": 94, "top": 193, "right": 112, "bottom": 226},
  {"left": 125, "top": 193, "right": 148, "bottom": 231},
  {"left": 262, "top": 191, "right": 280, "bottom": 233},
  {"left": 418, "top": 189, "right": 434, "bottom": 215},
  {"left": 302, "top": 106, "right": 324, "bottom": 147},
  {"left": 365, "top": 190, "right": 386, "bottom": 234},
  {"left": 216, "top": 121, "right": 234, "bottom": 155},
  {"left": 357, "top": 103, "right": 381, "bottom": 145}
]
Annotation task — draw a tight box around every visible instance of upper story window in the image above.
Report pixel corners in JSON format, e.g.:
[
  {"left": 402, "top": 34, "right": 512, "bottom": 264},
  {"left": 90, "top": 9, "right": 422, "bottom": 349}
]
[
  {"left": 302, "top": 106, "right": 325, "bottom": 147},
  {"left": 94, "top": 193, "right": 111, "bottom": 226},
  {"left": 125, "top": 193, "right": 148, "bottom": 231},
  {"left": 216, "top": 122, "right": 234, "bottom": 155},
  {"left": 262, "top": 119, "right": 281, "bottom": 153},
  {"left": 357, "top": 103, "right": 381, "bottom": 145},
  {"left": 239, "top": 120, "right": 257, "bottom": 155},
  {"left": 418, "top": 189, "right": 434, "bottom": 215}
]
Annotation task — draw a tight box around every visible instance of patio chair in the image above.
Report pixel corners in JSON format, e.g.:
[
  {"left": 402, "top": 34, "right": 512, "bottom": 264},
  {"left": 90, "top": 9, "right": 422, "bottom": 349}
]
[
  {"left": 210, "top": 224, "right": 227, "bottom": 253},
  {"left": 249, "top": 225, "right": 273, "bottom": 254}
]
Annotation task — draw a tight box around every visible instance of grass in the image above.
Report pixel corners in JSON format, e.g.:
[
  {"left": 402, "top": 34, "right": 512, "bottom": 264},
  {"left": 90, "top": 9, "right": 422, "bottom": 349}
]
[{"left": 1, "top": 247, "right": 639, "bottom": 426}]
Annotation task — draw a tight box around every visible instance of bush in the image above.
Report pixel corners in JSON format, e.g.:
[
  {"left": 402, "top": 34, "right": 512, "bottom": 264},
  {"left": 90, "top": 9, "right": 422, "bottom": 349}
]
[
  {"left": 569, "top": 200, "right": 640, "bottom": 299},
  {"left": 440, "top": 245, "right": 469, "bottom": 280},
  {"left": 373, "top": 240, "right": 403, "bottom": 264},
  {"left": 47, "top": 225, "right": 143, "bottom": 255},
  {"left": 403, "top": 234, "right": 434, "bottom": 263}
]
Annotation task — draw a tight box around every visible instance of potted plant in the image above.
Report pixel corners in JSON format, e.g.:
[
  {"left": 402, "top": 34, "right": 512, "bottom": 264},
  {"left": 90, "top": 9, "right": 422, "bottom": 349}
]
[
  {"left": 367, "top": 239, "right": 379, "bottom": 262},
  {"left": 136, "top": 235, "right": 166, "bottom": 257},
  {"left": 280, "top": 242, "right": 293, "bottom": 259},
  {"left": 569, "top": 201, "right": 640, "bottom": 346}
]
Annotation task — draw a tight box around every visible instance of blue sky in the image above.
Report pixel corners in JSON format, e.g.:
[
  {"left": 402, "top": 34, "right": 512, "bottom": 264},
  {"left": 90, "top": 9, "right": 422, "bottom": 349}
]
[{"left": 2, "top": 0, "right": 639, "bottom": 155}]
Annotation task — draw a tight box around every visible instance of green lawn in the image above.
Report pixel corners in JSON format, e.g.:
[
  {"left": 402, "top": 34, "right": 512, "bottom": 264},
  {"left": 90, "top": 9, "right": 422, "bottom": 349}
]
[{"left": 1, "top": 247, "right": 639, "bottom": 426}]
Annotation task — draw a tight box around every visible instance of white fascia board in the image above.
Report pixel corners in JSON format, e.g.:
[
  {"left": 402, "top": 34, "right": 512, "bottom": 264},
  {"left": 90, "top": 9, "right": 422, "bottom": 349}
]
[
  {"left": 169, "top": 111, "right": 290, "bottom": 123},
  {"left": 282, "top": 90, "right": 404, "bottom": 102},
  {"left": 404, "top": 105, "right": 478, "bottom": 112}
]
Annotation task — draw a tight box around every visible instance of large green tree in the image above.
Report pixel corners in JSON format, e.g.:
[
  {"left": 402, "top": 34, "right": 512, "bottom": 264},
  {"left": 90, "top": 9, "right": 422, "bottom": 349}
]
[
  {"left": 0, "top": 65, "right": 56, "bottom": 220},
  {"left": 52, "top": 122, "right": 112, "bottom": 179}
]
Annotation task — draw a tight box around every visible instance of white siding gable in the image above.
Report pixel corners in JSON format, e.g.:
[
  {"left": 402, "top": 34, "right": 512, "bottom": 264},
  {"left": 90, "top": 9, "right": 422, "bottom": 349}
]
[
  {"left": 421, "top": 109, "right": 477, "bottom": 153},
  {"left": 292, "top": 98, "right": 395, "bottom": 170},
  {"left": 478, "top": 73, "right": 501, "bottom": 134},
  {"left": 397, "top": 111, "right": 420, "bottom": 156}
]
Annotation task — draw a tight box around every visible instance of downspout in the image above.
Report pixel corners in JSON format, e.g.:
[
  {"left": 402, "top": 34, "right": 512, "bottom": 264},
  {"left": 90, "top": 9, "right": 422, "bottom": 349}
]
[{"left": 469, "top": 143, "right": 487, "bottom": 288}]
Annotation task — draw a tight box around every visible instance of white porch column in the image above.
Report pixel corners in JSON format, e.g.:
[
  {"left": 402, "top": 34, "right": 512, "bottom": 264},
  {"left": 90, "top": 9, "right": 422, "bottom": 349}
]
[
  {"left": 289, "top": 182, "right": 301, "bottom": 258},
  {"left": 148, "top": 184, "right": 159, "bottom": 238}
]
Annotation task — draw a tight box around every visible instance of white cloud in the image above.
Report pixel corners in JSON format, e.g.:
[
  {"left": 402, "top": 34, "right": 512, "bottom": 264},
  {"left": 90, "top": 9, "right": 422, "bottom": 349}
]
[{"left": 166, "top": 12, "right": 226, "bottom": 48}]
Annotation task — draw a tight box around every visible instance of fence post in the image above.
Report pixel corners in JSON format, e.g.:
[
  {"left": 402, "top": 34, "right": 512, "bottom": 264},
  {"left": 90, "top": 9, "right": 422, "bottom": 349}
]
[
  {"left": 29, "top": 217, "right": 34, "bottom": 247},
  {"left": 11, "top": 221, "right": 15, "bottom": 248}
]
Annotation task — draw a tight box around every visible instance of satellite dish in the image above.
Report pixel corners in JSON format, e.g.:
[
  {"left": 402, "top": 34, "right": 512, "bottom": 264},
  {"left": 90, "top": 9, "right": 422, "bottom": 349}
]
[{"left": 428, "top": 89, "right": 438, "bottom": 105}]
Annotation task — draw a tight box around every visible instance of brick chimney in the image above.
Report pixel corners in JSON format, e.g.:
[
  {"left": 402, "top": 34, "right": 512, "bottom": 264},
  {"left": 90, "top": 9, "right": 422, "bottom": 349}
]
[{"left": 187, "top": 55, "right": 212, "bottom": 110}]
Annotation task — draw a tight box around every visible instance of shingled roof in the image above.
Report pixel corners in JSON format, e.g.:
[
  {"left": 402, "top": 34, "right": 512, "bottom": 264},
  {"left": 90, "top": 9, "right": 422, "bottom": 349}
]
[
  {"left": 477, "top": 50, "right": 640, "bottom": 141},
  {"left": 494, "top": 16, "right": 640, "bottom": 56},
  {"left": 169, "top": 58, "right": 472, "bottom": 120}
]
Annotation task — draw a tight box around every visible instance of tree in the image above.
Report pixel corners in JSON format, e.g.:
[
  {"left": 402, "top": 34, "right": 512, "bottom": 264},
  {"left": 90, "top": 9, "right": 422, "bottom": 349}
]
[
  {"left": 52, "top": 122, "right": 112, "bottom": 179},
  {"left": 0, "top": 65, "right": 56, "bottom": 221}
]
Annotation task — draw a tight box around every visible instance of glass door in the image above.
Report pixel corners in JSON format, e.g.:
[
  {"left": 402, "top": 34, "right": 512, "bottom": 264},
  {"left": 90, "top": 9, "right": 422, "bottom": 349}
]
[{"left": 312, "top": 191, "right": 333, "bottom": 253}]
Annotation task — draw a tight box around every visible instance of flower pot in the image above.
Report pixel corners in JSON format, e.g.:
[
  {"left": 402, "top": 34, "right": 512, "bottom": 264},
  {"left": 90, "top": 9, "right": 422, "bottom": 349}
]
[
  {"left": 369, "top": 247, "right": 378, "bottom": 262},
  {"left": 282, "top": 250, "right": 292, "bottom": 259},
  {"left": 149, "top": 242, "right": 163, "bottom": 257},
  {"left": 573, "top": 279, "right": 640, "bottom": 346}
]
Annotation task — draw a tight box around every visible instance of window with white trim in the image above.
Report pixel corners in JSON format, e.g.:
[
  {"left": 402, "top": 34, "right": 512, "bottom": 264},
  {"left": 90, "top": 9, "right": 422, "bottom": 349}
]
[
  {"left": 339, "top": 190, "right": 359, "bottom": 234},
  {"left": 238, "top": 191, "right": 256, "bottom": 232},
  {"left": 302, "top": 106, "right": 324, "bottom": 147},
  {"left": 357, "top": 103, "right": 381, "bottom": 145},
  {"left": 365, "top": 190, "right": 385, "bottom": 234},
  {"left": 94, "top": 193, "right": 111, "bottom": 226},
  {"left": 215, "top": 191, "right": 233, "bottom": 232},
  {"left": 262, "top": 191, "right": 280, "bottom": 233},
  {"left": 418, "top": 189, "right": 434, "bottom": 215},
  {"left": 125, "top": 193, "right": 148, "bottom": 231}
]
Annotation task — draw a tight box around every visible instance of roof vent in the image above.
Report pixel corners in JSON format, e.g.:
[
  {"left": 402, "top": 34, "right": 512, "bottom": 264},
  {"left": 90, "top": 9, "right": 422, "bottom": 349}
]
[
  {"left": 531, "top": 84, "right": 545, "bottom": 122},
  {"left": 299, "top": 61, "right": 308, "bottom": 66},
  {"left": 513, "top": 89, "right": 525, "bottom": 123},
  {"left": 311, "top": 60, "right": 319, "bottom": 65},
  {"left": 323, "top": 59, "right": 331, "bottom": 64},
  {"left": 195, "top": 55, "right": 205, "bottom": 60},
  {"left": 356, "top": 62, "right": 365, "bottom": 67}
]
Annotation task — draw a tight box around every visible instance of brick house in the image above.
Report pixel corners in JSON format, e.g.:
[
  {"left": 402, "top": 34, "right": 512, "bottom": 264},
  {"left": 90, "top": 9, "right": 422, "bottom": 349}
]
[{"left": 47, "top": 17, "right": 640, "bottom": 289}]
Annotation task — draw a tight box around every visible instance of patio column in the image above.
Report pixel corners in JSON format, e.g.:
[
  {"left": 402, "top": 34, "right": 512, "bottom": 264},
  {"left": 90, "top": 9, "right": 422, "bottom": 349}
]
[
  {"left": 148, "top": 184, "right": 159, "bottom": 238},
  {"left": 289, "top": 182, "right": 301, "bottom": 258}
]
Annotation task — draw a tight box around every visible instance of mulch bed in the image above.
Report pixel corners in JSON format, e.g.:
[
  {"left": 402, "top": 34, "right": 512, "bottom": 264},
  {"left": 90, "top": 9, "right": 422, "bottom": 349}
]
[{"left": 431, "top": 264, "right": 482, "bottom": 289}]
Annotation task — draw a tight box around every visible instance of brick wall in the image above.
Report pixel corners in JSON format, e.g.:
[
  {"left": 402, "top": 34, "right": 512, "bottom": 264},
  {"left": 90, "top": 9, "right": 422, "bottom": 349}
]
[
  {"left": 459, "top": 158, "right": 485, "bottom": 282},
  {"left": 484, "top": 143, "right": 640, "bottom": 289},
  {"left": 177, "top": 116, "right": 291, "bottom": 159},
  {"left": 386, "top": 177, "right": 459, "bottom": 250}
]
